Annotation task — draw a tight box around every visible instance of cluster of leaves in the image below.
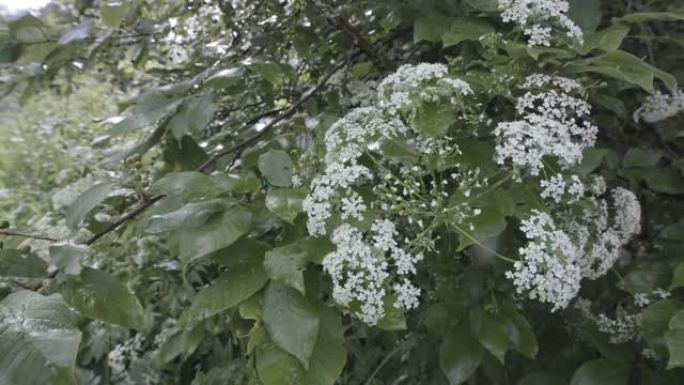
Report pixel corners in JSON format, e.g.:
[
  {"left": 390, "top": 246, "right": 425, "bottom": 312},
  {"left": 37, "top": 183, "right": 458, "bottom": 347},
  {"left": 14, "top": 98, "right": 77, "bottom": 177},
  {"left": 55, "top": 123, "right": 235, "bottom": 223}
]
[{"left": 0, "top": 1, "right": 684, "bottom": 385}]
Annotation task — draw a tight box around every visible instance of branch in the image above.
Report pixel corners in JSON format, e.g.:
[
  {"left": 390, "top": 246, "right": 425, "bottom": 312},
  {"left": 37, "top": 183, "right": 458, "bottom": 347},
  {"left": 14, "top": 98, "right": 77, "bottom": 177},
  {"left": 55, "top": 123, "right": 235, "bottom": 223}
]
[
  {"left": 0, "top": 229, "right": 59, "bottom": 242},
  {"left": 85, "top": 59, "right": 347, "bottom": 245},
  {"left": 197, "top": 60, "right": 346, "bottom": 172}
]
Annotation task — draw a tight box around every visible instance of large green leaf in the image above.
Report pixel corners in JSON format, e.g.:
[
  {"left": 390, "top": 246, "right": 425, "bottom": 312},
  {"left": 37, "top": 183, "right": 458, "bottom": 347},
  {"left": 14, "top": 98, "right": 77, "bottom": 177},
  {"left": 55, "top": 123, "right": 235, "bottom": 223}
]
[
  {"left": 469, "top": 308, "right": 509, "bottom": 364},
  {"left": 203, "top": 67, "right": 245, "bottom": 93},
  {"left": 66, "top": 182, "right": 117, "bottom": 230},
  {"left": 665, "top": 309, "right": 684, "bottom": 369},
  {"left": 440, "top": 321, "right": 483, "bottom": 385},
  {"left": 300, "top": 306, "right": 347, "bottom": 385},
  {"left": 576, "top": 24, "right": 630, "bottom": 55},
  {"left": 263, "top": 243, "right": 309, "bottom": 294},
  {"left": 168, "top": 92, "right": 218, "bottom": 140},
  {"left": 442, "top": 18, "right": 495, "bottom": 47},
  {"left": 501, "top": 302, "right": 538, "bottom": 359},
  {"left": 49, "top": 243, "right": 86, "bottom": 276},
  {"left": 150, "top": 171, "right": 219, "bottom": 200},
  {"left": 568, "top": 0, "right": 602, "bottom": 31},
  {"left": 256, "top": 343, "right": 303, "bottom": 385},
  {"left": 62, "top": 267, "right": 145, "bottom": 330},
  {"left": 414, "top": 101, "right": 457, "bottom": 138},
  {"left": 0, "top": 291, "right": 81, "bottom": 385},
  {"left": 111, "top": 83, "right": 190, "bottom": 134},
  {"left": 567, "top": 51, "right": 676, "bottom": 93},
  {"left": 569, "top": 359, "right": 629, "bottom": 385},
  {"left": 174, "top": 206, "right": 252, "bottom": 265},
  {"left": 263, "top": 282, "right": 320, "bottom": 370},
  {"left": 100, "top": 1, "right": 132, "bottom": 28},
  {"left": 258, "top": 150, "right": 294, "bottom": 187},
  {"left": 0, "top": 249, "right": 47, "bottom": 278},
  {"left": 144, "top": 199, "right": 226, "bottom": 234},
  {"left": 265, "top": 188, "right": 307, "bottom": 223},
  {"left": 181, "top": 253, "right": 268, "bottom": 328},
  {"left": 618, "top": 8, "right": 684, "bottom": 23},
  {"left": 159, "top": 324, "right": 205, "bottom": 364},
  {"left": 414, "top": 14, "right": 451, "bottom": 43}
]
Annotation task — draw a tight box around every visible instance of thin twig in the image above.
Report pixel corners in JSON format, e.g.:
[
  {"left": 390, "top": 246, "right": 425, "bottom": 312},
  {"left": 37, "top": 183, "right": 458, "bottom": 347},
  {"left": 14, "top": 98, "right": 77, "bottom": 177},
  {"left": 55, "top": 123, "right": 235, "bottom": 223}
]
[{"left": 0, "top": 229, "right": 59, "bottom": 242}]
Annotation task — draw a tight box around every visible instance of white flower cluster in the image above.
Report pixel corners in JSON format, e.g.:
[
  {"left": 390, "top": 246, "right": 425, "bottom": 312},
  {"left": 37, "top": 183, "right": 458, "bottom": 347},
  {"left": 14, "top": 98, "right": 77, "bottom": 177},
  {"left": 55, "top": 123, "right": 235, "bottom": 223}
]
[
  {"left": 596, "top": 313, "right": 641, "bottom": 344},
  {"left": 325, "top": 222, "right": 424, "bottom": 324},
  {"left": 495, "top": 74, "right": 598, "bottom": 176},
  {"left": 507, "top": 183, "right": 642, "bottom": 310},
  {"left": 633, "top": 288, "right": 670, "bottom": 308},
  {"left": 377, "top": 63, "right": 472, "bottom": 114},
  {"left": 634, "top": 90, "right": 684, "bottom": 123},
  {"left": 304, "top": 63, "right": 472, "bottom": 324},
  {"left": 498, "top": 0, "right": 583, "bottom": 47}
]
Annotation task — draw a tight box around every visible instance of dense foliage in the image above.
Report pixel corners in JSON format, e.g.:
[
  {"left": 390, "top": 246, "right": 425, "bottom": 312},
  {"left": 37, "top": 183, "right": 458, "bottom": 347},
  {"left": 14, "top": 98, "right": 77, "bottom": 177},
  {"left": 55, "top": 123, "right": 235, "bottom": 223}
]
[{"left": 1, "top": 1, "right": 684, "bottom": 384}]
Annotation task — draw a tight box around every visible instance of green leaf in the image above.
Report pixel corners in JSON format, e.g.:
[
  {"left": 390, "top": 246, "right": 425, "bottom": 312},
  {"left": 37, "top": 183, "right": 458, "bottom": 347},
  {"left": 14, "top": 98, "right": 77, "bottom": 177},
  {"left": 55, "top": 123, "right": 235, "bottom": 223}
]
[
  {"left": 414, "top": 14, "right": 452, "bottom": 43},
  {"left": 265, "top": 188, "right": 307, "bottom": 223},
  {"left": 569, "top": 359, "right": 629, "bottom": 385},
  {"left": 211, "top": 237, "right": 269, "bottom": 267},
  {"left": 618, "top": 8, "right": 684, "bottom": 23},
  {"left": 469, "top": 308, "right": 509, "bottom": 364},
  {"left": 258, "top": 150, "right": 294, "bottom": 187},
  {"left": 670, "top": 261, "right": 684, "bottom": 290},
  {"left": 414, "top": 101, "right": 457, "bottom": 137},
  {"left": 182, "top": 252, "right": 267, "bottom": 328},
  {"left": 150, "top": 172, "right": 219, "bottom": 200},
  {"left": 666, "top": 309, "right": 684, "bottom": 368},
  {"left": 145, "top": 199, "right": 226, "bottom": 234},
  {"left": 174, "top": 206, "right": 252, "bottom": 265},
  {"left": 263, "top": 244, "right": 309, "bottom": 294},
  {"left": 0, "top": 249, "right": 47, "bottom": 278},
  {"left": 49, "top": 243, "right": 86, "bottom": 276},
  {"left": 58, "top": 20, "right": 93, "bottom": 45},
  {"left": 501, "top": 302, "right": 538, "bottom": 359},
  {"left": 567, "top": 51, "right": 666, "bottom": 93},
  {"left": 640, "top": 299, "right": 683, "bottom": 350},
  {"left": 300, "top": 306, "right": 347, "bottom": 385},
  {"left": 451, "top": 188, "right": 514, "bottom": 251},
  {"left": 518, "top": 372, "right": 568, "bottom": 385},
  {"left": 263, "top": 282, "right": 320, "bottom": 370},
  {"left": 168, "top": 92, "right": 218, "bottom": 140},
  {"left": 9, "top": 14, "right": 50, "bottom": 44},
  {"left": 623, "top": 148, "right": 663, "bottom": 168},
  {"left": 376, "top": 295, "right": 407, "bottom": 331},
  {"left": 568, "top": 0, "right": 602, "bottom": 32},
  {"left": 0, "top": 291, "right": 81, "bottom": 385},
  {"left": 249, "top": 62, "right": 294, "bottom": 85},
  {"left": 574, "top": 148, "right": 608, "bottom": 176},
  {"left": 442, "top": 18, "right": 495, "bottom": 47},
  {"left": 101, "top": 1, "right": 132, "bottom": 28},
  {"left": 159, "top": 324, "right": 205, "bottom": 364},
  {"left": 618, "top": 263, "right": 672, "bottom": 295},
  {"left": 440, "top": 321, "right": 484, "bottom": 385},
  {"left": 204, "top": 67, "right": 245, "bottom": 93},
  {"left": 641, "top": 169, "right": 684, "bottom": 194},
  {"left": 66, "top": 182, "right": 116, "bottom": 230},
  {"left": 256, "top": 343, "right": 303, "bottom": 385},
  {"left": 62, "top": 267, "right": 145, "bottom": 330},
  {"left": 464, "top": 0, "right": 498, "bottom": 12},
  {"left": 111, "top": 83, "right": 190, "bottom": 134},
  {"left": 577, "top": 24, "right": 630, "bottom": 55}
]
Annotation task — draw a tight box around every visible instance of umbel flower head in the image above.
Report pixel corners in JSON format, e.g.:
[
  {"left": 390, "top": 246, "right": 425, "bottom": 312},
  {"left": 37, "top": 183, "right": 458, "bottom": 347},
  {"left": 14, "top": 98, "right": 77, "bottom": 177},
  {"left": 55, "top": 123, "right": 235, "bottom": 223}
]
[
  {"left": 498, "top": 0, "right": 583, "bottom": 47},
  {"left": 304, "top": 63, "right": 472, "bottom": 324}
]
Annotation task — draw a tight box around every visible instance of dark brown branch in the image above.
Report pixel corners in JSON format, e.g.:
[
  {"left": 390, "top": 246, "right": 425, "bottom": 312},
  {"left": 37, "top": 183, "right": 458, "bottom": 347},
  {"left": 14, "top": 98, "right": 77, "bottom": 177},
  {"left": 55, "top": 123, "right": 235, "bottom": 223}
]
[
  {"left": 85, "top": 194, "right": 165, "bottom": 245},
  {"left": 0, "top": 229, "right": 59, "bottom": 242}
]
